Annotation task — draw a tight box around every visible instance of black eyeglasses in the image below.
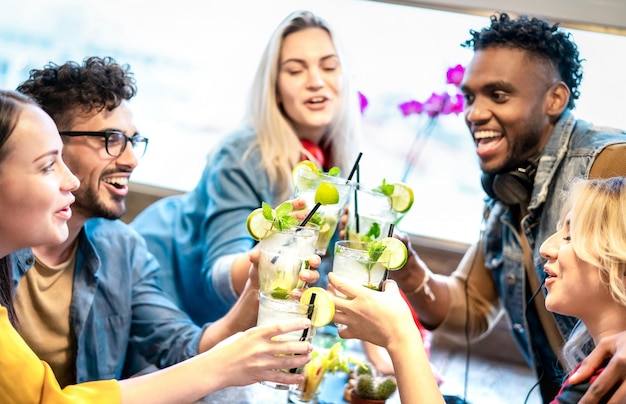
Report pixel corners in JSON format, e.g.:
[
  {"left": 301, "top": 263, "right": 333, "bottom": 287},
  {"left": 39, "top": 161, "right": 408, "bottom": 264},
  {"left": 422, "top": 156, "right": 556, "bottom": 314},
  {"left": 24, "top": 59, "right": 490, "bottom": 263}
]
[{"left": 59, "top": 130, "right": 149, "bottom": 158}]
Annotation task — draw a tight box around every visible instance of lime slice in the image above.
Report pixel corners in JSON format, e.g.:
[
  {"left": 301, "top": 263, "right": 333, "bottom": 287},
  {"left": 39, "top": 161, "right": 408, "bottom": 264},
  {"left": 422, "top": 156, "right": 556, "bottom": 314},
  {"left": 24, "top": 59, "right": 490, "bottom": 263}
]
[
  {"left": 389, "top": 183, "right": 414, "bottom": 213},
  {"left": 292, "top": 160, "right": 320, "bottom": 187},
  {"left": 314, "top": 182, "right": 340, "bottom": 205},
  {"left": 378, "top": 237, "right": 408, "bottom": 270},
  {"left": 270, "top": 287, "right": 290, "bottom": 300},
  {"left": 299, "top": 287, "right": 335, "bottom": 327},
  {"left": 246, "top": 207, "right": 274, "bottom": 240}
]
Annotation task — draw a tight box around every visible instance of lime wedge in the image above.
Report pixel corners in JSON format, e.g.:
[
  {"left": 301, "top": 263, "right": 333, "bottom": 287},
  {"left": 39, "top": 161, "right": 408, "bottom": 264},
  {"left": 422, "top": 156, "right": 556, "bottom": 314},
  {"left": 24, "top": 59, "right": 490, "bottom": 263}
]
[
  {"left": 389, "top": 182, "right": 414, "bottom": 213},
  {"left": 299, "top": 287, "right": 335, "bottom": 327},
  {"left": 292, "top": 160, "right": 320, "bottom": 187},
  {"left": 271, "top": 287, "right": 290, "bottom": 300},
  {"left": 246, "top": 207, "right": 273, "bottom": 240},
  {"left": 378, "top": 237, "right": 408, "bottom": 270},
  {"left": 314, "top": 182, "right": 340, "bottom": 205}
]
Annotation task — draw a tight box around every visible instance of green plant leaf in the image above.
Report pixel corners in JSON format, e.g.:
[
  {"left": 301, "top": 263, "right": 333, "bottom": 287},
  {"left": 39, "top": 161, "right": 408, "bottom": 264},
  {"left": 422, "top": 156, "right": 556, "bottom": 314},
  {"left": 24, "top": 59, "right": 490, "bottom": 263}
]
[
  {"left": 275, "top": 201, "right": 293, "bottom": 217},
  {"left": 365, "top": 222, "right": 381, "bottom": 240},
  {"left": 327, "top": 166, "right": 341, "bottom": 176}
]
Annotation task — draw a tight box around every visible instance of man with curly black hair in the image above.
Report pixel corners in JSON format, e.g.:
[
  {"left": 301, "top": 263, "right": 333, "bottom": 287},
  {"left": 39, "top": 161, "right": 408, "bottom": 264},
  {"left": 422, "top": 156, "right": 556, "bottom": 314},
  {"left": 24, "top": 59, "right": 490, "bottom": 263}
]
[
  {"left": 11, "top": 56, "right": 319, "bottom": 387},
  {"left": 391, "top": 13, "right": 626, "bottom": 402}
]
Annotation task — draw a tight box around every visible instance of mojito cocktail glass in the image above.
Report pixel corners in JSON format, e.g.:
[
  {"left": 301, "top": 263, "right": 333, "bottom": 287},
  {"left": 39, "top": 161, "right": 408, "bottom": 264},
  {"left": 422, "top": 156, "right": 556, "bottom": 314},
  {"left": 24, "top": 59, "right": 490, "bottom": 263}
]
[
  {"left": 293, "top": 169, "right": 354, "bottom": 256},
  {"left": 346, "top": 187, "right": 398, "bottom": 242},
  {"left": 332, "top": 240, "right": 390, "bottom": 293},
  {"left": 257, "top": 291, "right": 317, "bottom": 390},
  {"left": 258, "top": 225, "right": 319, "bottom": 297}
]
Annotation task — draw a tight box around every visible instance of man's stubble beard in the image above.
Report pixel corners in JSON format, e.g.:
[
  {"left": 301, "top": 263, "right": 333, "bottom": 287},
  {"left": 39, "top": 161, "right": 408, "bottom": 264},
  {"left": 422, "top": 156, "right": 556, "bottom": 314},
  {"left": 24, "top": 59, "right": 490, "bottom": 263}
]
[{"left": 72, "top": 185, "right": 125, "bottom": 220}]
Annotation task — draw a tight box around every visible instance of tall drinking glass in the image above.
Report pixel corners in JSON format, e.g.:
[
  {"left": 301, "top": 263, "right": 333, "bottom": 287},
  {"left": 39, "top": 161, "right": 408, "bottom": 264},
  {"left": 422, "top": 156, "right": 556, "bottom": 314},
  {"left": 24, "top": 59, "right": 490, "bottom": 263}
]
[
  {"left": 258, "top": 225, "right": 319, "bottom": 297},
  {"left": 332, "top": 240, "right": 390, "bottom": 294},
  {"left": 257, "top": 291, "right": 317, "bottom": 390},
  {"left": 293, "top": 170, "right": 354, "bottom": 256},
  {"left": 346, "top": 187, "right": 398, "bottom": 242}
]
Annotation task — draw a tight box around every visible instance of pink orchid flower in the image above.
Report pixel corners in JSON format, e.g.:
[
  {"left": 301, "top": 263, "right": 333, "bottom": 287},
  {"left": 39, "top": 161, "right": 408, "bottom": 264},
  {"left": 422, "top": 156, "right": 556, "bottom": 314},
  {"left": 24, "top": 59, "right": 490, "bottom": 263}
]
[
  {"left": 359, "top": 91, "right": 368, "bottom": 114},
  {"left": 399, "top": 100, "right": 424, "bottom": 116},
  {"left": 446, "top": 64, "right": 465, "bottom": 87}
]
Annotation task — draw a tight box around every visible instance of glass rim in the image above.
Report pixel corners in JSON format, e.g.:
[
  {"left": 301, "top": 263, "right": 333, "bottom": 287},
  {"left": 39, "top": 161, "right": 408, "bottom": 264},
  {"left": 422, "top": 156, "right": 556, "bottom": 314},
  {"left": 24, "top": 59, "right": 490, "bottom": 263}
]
[
  {"left": 263, "top": 223, "right": 320, "bottom": 236},
  {"left": 334, "top": 239, "right": 372, "bottom": 250},
  {"left": 258, "top": 291, "right": 314, "bottom": 312},
  {"left": 297, "top": 169, "right": 355, "bottom": 186}
]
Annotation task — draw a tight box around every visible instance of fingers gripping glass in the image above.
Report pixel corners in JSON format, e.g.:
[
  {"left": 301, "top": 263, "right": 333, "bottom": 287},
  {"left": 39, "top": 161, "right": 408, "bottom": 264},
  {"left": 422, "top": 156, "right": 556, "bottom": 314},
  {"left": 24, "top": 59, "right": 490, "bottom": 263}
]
[{"left": 59, "top": 130, "right": 149, "bottom": 158}]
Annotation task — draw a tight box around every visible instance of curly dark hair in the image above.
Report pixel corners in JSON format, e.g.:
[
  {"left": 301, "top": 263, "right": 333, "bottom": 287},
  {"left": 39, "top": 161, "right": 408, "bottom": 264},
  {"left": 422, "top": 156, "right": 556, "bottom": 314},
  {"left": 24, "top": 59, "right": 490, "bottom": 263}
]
[
  {"left": 16, "top": 56, "right": 137, "bottom": 129},
  {"left": 462, "top": 13, "right": 583, "bottom": 109}
]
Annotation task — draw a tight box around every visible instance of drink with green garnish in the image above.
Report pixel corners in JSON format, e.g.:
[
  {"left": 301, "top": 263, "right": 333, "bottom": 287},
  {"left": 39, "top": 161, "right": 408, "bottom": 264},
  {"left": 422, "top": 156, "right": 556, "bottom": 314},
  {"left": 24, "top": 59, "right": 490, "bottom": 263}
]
[
  {"left": 346, "top": 187, "right": 397, "bottom": 242},
  {"left": 347, "top": 180, "right": 414, "bottom": 242},
  {"left": 293, "top": 167, "right": 354, "bottom": 255},
  {"left": 257, "top": 225, "right": 319, "bottom": 296},
  {"left": 331, "top": 240, "right": 390, "bottom": 293},
  {"left": 257, "top": 288, "right": 335, "bottom": 391},
  {"left": 256, "top": 291, "right": 317, "bottom": 390}
]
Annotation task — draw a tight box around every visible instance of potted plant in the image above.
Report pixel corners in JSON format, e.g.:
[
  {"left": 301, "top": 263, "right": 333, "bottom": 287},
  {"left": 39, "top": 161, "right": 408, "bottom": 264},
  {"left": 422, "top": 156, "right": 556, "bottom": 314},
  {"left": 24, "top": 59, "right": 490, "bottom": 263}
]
[{"left": 345, "top": 365, "right": 397, "bottom": 404}]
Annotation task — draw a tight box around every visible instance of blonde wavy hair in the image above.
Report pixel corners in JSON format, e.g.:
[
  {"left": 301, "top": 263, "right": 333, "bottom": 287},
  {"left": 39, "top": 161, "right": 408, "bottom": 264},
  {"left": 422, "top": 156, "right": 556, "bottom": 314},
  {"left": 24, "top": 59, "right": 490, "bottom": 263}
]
[
  {"left": 558, "top": 176, "right": 626, "bottom": 372},
  {"left": 244, "top": 10, "right": 361, "bottom": 202}
]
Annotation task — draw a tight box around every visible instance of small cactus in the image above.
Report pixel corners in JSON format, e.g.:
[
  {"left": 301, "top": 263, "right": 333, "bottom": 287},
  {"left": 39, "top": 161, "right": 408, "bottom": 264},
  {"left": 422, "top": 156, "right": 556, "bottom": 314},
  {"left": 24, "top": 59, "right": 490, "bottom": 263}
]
[
  {"left": 356, "top": 364, "right": 373, "bottom": 376},
  {"left": 376, "top": 378, "right": 398, "bottom": 399},
  {"left": 354, "top": 373, "right": 397, "bottom": 400}
]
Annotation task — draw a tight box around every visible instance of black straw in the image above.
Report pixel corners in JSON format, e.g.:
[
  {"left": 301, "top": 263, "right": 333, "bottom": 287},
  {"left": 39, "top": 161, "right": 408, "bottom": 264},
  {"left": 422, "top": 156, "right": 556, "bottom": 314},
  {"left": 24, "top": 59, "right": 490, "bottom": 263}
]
[
  {"left": 381, "top": 224, "right": 396, "bottom": 286},
  {"left": 299, "top": 203, "right": 321, "bottom": 227},
  {"left": 290, "top": 292, "right": 317, "bottom": 373},
  {"left": 299, "top": 292, "right": 317, "bottom": 341},
  {"left": 346, "top": 152, "right": 363, "bottom": 181},
  {"left": 354, "top": 166, "right": 360, "bottom": 234}
]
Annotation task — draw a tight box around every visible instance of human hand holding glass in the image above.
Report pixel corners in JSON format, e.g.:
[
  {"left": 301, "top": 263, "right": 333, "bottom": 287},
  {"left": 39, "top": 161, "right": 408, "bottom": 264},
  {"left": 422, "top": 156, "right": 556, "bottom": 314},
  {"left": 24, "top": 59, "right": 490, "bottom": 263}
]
[
  {"left": 332, "top": 240, "right": 390, "bottom": 293},
  {"left": 209, "top": 317, "right": 314, "bottom": 389},
  {"left": 256, "top": 288, "right": 335, "bottom": 391}
]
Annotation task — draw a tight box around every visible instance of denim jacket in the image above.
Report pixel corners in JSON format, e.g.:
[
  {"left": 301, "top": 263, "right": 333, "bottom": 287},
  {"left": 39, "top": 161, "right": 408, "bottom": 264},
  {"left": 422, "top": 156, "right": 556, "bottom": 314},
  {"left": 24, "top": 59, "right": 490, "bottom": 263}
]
[
  {"left": 484, "top": 110, "right": 626, "bottom": 384},
  {"left": 11, "top": 218, "right": 204, "bottom": 383}
]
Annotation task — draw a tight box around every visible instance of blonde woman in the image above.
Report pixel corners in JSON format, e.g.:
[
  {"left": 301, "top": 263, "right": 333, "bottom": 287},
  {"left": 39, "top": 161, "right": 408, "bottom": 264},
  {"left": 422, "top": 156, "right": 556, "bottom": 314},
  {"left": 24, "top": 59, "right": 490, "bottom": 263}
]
[
  {"left": 132, "top": 10, "right": 361, "bottom": 325},
  {"left": 540, "top": 177, "right": 626, "bottom": 402}
]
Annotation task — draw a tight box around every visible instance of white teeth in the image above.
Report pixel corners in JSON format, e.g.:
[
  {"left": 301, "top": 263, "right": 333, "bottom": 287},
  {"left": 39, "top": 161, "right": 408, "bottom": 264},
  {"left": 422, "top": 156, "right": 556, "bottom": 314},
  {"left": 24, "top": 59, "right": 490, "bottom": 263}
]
[
  {"left": 310, "top": 97, "right": 324, "bottom": 103},
  {"left": 104, "top": 177, "right": 129, "bottom": 186},
  {"left": 474, "top": 130, "right": 501, "bottom": 140}
]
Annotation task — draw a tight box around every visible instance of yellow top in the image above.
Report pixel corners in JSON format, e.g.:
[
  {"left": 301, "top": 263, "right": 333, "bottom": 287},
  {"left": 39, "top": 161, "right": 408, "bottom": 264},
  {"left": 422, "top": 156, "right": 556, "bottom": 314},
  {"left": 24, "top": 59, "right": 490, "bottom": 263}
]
[{"left": 0, "top": 306, "right": 120, "bottom": 403}]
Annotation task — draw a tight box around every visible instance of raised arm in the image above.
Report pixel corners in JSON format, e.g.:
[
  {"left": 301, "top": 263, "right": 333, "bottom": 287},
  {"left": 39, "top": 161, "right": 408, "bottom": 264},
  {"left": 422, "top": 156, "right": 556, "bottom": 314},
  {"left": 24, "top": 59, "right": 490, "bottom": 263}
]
[
  {"left": 328, "top": 273, "right": 444, "bottom": 404},
  {"left": 390, "top": 235, "right": 502, "bottom": 340}
]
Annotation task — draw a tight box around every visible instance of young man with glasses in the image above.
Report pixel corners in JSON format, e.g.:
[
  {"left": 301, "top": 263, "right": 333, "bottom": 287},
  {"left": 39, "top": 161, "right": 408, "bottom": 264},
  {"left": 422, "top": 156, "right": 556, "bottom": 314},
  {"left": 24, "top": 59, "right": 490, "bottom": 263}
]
[{"left": 12, "top": 56, "right": 319, "bottom": 386}]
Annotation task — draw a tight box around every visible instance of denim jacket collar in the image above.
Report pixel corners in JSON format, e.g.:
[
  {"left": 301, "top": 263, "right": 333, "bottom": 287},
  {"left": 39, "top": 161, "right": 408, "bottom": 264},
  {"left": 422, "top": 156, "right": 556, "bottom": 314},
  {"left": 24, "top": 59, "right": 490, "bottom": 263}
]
[{"left": 531, "top": 110, "right": 577, "bottom": 211}]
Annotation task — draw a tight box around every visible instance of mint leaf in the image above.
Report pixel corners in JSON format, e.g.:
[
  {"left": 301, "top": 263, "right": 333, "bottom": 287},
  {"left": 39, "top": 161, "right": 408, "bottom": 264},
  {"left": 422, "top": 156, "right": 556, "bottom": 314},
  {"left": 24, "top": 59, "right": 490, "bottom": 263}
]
[
  {"left": 365, "top": 223, "right": 381, "bottom": 240},
  {"left": 328, "top": 166, "right": 341, "bottom": 177},
  {"left": 258, "top": 200, "right": 301, "bottom": 231},
  {"left": 367, "top": 240, "right": 386, "bottom": 263},
  {"left": 262, "top": 202, "right": 274, "bottom": 220},
  {"left": 279, "top": 215, "right": 299, "bottom": 230},
  {"left": 275, "top": 201, "right": 293, "bottom": 217},
  {"left": 381, "top": 179, "right": 395, "bottom": 196},
  {"left": 309, "top": 211, "right": 323, "bottom": 226}
]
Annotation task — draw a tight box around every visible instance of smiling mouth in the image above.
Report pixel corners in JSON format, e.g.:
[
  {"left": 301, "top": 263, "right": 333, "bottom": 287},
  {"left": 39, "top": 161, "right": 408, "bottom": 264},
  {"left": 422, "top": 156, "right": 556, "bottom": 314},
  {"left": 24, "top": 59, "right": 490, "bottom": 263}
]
[
  {"left": 307, "top": 97, "right": 327, "bottom": 104},
  {"left": 473, "top": 130, "right": 501, "bottom": 145},
  {"left": 103, "top": 177, "right": 129, "bottom": 189}
]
